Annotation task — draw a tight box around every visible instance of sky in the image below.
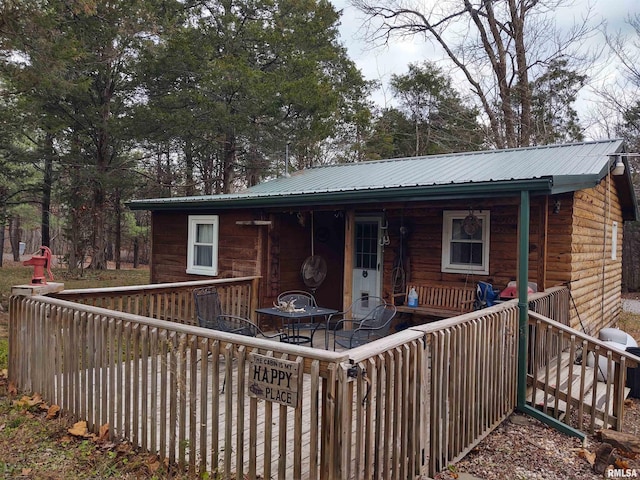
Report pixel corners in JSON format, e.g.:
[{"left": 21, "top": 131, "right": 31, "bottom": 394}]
[{"left": 329, "top": 0, "right": 640, "bottom": 127}]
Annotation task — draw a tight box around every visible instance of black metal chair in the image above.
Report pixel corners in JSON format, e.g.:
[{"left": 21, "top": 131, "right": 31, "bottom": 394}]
[
  {"left": 194, "top": 286, "right": 284, "bottom": 340},
  {"left": 332, "top": 304, "right": 397, "bottom": 350},
  {"left": 324, "top": 296, "right": 387, "bottom": 348},
  {"left": 276, "top": 290, "right": 317, "bottom": 308},
  {"left": 276, "top": 290, "right": 323, "bottom": 345}
]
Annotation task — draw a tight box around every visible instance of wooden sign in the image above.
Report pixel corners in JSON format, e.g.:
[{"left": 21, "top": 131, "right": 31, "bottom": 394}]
[{"left": 248, "top": 353, "right": 302, "bottom": 408}]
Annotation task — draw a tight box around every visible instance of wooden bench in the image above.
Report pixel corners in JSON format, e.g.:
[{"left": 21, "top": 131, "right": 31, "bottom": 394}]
[{"left": 393, "top": 284, "right": 476, "bottom": 319}]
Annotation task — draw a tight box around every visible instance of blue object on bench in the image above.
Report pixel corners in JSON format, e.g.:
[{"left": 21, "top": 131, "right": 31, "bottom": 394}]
[{"left": 475, "top": 281, "right": 500, "bottom": 309}]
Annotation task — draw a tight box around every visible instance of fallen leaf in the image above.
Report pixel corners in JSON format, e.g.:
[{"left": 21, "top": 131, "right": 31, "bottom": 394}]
[
  {"left": 148, "top": 460, "right": 161, "bottom": 473},
  {"left": 68, "top": 421, "right": 90, "bottom": 438},
  {"left": 616, "top": 458, "right": 630, "bottom": 469},
  {"left": 98, "top": 423, "right": 109, "bottom": 442},
  {"left": 13, "top": 394, "right": 43, "bottom": 408},
  {"left": 117, "top": 443, "right": 133, "bottom": 454},
  {"left": 21, "top": 468, "right": 32, "bottom": 475},
  {"left": 577, "top": 448, "right": 596, "bottom": 466},
  {"left": 46, "top": 405, "right": 60, "bottom": 420}
]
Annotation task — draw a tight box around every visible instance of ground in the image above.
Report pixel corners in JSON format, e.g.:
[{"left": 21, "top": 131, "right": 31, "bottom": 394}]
[
  {"left": 1, "top": 264, "right": 640, "bottom": 478},
  {"left": 435, "top": 296, "right": 640, "bottom": 480}
]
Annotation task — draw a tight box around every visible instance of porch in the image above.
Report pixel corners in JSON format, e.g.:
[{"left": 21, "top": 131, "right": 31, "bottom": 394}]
[{"left": 8, "top": 277, "right": 638, "bottom": 479}]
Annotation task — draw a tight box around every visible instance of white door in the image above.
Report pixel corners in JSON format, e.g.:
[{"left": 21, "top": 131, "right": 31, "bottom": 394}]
[{"left": 352, "top": 217, "right": 383, "bottom": 318}]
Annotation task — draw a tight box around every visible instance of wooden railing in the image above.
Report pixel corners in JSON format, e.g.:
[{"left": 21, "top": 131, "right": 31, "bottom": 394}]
[
  {"left": 51, "top": 276, "right": 260, "bottom": 324},
  {"left": 527, "top": 287, "right": 572, "bottom": 372},
  {"left": 411, "top": 303, "right": 520, "bottom": 476},
  {"left": 527, "top": 310, "right": 639, "bottom": 433},
  {"left": 9, "top": 282, "right": 583, "bottom": 479},
  {"left": 340, "top": 330, "right": 426, "bottom": 479},
  {"left": 528, "top": 286, "right": 571, "bottom": 327},
  {"left": 9, "top": 293, "right": 350, "bottom": 479}
]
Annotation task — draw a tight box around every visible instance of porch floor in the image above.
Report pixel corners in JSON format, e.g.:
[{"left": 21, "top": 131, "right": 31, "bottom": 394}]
[{"left": 72, "top": 328, "right": 364, "bottom": 478}]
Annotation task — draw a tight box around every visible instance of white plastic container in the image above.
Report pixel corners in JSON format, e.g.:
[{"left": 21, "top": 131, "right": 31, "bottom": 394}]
[{"left": 408, "top": 287, "right": 418, "bottom": 307}]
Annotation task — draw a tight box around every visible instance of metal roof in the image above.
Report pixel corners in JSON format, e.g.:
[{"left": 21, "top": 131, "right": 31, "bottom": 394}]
[{"left": 128, "top": 139, "right": 636, "bottom": 218}]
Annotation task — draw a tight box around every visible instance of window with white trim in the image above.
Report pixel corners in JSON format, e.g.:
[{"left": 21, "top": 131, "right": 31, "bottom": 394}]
[
  {"left": 441, "top": 210, "right": 490, "bottom": 275},
  {"left": 186, "top": 215, "right": 219, "bottom": 276}
]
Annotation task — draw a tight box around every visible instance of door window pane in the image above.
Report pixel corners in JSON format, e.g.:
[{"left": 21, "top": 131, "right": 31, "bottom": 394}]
[{"left": 355, "top": 222, "right": 378, "bottom": 269}]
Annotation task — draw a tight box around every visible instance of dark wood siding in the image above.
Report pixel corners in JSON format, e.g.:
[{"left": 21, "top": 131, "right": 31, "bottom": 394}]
[
  {"left": 379, "top": 197, "right": 552, "bottom": 300},
  {"left": 148, "top": 178, "right": 625, "bottom": 333},
  {"left": 151, "top": 211, "right": 263, "bottom": 284}
]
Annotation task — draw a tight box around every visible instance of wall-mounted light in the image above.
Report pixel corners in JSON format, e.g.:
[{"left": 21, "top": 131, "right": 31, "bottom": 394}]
[
  {"left": 612, "top": 156, "right": 625, "bottom": 176},
  {"left": 553, "top": 199, "right": 561, "bottom": 214}
]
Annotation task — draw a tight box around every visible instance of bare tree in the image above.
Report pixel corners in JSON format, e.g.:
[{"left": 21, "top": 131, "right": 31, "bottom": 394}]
[{"left": 351, "top": 0, "right": 598, "bottom": 148}]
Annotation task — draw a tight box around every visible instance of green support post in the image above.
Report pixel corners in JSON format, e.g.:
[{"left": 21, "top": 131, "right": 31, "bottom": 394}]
[{"left": 516, "top": 190, "right": 585, "bottom": 441}]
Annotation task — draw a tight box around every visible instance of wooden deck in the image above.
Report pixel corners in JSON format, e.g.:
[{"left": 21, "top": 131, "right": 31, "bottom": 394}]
[
  {"left": 528, "top": 350, "right": 632, "bottom": 429},
  {"left": 56, "top": 329, "right": 352, "bottom": 478},
  {"left": 17, "top": 283, "right": 611, "bottom": 478}
]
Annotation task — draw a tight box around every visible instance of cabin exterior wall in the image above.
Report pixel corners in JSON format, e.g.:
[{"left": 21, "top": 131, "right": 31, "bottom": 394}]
[
  {"left": 567, "top": 177, "right": 624, "bottom": 332},
  {"left": 148, "top": 179, "right": 625, "bottom": 332},
  {"left": 151, "top": 210, "right": 263, "bottom": 283}
]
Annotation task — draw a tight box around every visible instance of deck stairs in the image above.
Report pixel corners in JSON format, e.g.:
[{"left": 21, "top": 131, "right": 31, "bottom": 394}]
[{"left": 527, "top": 349, "right": 632, "bottom": 427}]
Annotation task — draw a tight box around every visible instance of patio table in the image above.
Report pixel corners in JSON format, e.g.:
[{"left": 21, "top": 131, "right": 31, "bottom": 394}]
[{"left": 255, "top": 306, "right": 338, "bottom": 346}]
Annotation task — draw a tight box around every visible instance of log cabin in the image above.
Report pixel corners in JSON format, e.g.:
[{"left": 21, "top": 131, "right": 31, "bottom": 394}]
[{"left": 128, "top": 139, "right": 638, "bottom": 334}]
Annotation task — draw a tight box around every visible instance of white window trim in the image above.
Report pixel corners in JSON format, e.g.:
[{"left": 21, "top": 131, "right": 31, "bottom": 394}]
[
  {"left": 441, "top": 210, "right": 490, "bottom": 275},
  {"left": 186, "top": 215, "right": 219, "bottom": 276}
]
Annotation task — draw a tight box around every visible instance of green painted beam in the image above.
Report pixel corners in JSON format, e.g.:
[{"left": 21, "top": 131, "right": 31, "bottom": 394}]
[
  {"left": 518, "top": 405, "right": 586, "bottom": 441},
  {"left": 517, "top": 190, "right": 530, "bottom": 409}
]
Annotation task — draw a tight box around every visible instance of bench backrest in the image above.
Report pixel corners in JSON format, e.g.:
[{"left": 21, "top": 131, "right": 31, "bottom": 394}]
[{"left": 407, "top": 284, "right": 476, "bottom": 313}]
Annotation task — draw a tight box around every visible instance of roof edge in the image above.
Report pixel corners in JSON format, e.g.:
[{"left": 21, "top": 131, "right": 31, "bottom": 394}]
[{"left": 127, "top": 179, "right": 553, "bottom": 211}]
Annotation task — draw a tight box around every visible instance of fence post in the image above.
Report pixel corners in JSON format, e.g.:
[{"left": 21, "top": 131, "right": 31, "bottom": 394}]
[{"left": 250, "top": 277, "right": 260, "bottom": 322}]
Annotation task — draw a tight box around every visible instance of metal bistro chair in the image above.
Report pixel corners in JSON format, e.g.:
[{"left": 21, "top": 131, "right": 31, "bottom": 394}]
[
  {"left": 276, "top": 290, "right": 322, "bottom": 345},
  {"left": 324, "top": 295, "right": 386, "bottom": 348},
  {"left": 194, "top": 287, "right": 284, "bottom": 393},
  {"left": 332, "top": 304, "right": 397, "bottom": 350},
  {"left": 194, "top": 287, "right": 284, "bottom": 340}
]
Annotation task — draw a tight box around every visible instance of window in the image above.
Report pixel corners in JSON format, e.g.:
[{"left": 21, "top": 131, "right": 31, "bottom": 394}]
[
  {"left": 187, "top": 215, "right": 219, "bottom": 276},
  {"left": 355, "top": 221, "right": 379, "bottom": 270},
  {"left": 441, "top": 210, "right": 490, "bottom": 275}
]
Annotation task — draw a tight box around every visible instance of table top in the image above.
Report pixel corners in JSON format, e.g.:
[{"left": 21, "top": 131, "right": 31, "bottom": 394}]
[{"left": 255, "top": 306, "right": 338, "bottom": 319}]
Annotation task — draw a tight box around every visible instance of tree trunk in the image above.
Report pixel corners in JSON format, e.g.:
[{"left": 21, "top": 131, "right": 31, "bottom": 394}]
[
  {"left": 90, "top": 184, "right": 108, "bottom": 270},
  {"left": 133, "top": 237, "right": 139, "bottom": 268},
  {"left": 184, "top": 136, "right": 195, "bottom": 196},
  {"left": 42, "top": 133, "right": 54, "bottom": 247},
  {"left": 223, "top": 128, "right": 236, "bottom": 193},
  {"left": 510, "top": 0, "right": 531, "bottom": 146},
  {"left": 0, "top": 215, "right": 5, "bottom": 268},
  {"left": 114, "top": 190, "right": 121, "bottom": 270},
  {"left": 9, "top": 216, "right": 21, "bottom": 261}
]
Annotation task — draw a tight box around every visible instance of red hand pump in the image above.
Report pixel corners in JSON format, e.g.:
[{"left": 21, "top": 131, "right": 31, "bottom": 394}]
[{"left": 23, "top": 246, "right": 54, "bottom": 285}]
